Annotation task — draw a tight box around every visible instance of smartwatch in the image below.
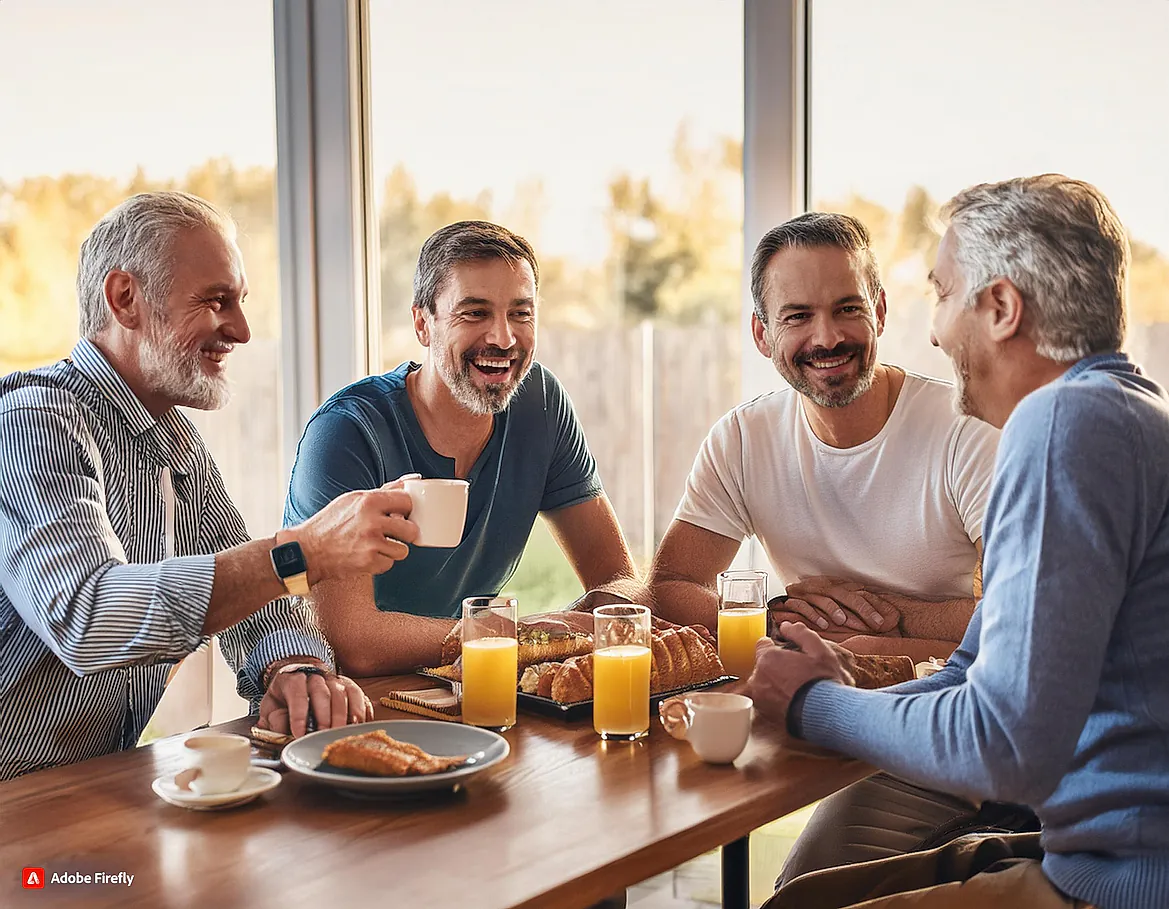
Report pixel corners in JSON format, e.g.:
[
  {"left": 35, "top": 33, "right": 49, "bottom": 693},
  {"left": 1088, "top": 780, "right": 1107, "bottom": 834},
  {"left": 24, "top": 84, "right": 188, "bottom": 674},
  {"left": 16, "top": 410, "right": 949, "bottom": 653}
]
[{"left": 270, "top": 539, "right": 310, "bottom": 596}]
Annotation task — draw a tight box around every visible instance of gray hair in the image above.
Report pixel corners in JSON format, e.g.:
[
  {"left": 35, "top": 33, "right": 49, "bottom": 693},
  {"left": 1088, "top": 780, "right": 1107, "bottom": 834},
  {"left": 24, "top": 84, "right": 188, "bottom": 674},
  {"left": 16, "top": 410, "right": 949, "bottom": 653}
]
[
  {"left": 941, "top": 175, "right": 1129, "bottom": 361},
  {"left": 76, "top": 191, "right": 237, "bottom": 339},
  {"left": 413, "top": 220, "right": 540, "bottom": 314},
  {"left": 750, "top": 212, "right": 882, "bottom": 324}
]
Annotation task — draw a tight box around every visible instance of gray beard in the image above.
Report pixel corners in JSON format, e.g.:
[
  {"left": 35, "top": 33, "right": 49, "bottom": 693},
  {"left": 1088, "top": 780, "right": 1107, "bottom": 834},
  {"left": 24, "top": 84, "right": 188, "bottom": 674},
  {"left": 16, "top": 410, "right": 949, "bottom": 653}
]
[
  {"left": 435, "top": 351, "right": 530, "bottom": 416},
  {"left": 951, "top": 353, "right": 976, "bottom": 418},
  {"left": 139, "top": 311, "right": 230, "bottom": 411}
]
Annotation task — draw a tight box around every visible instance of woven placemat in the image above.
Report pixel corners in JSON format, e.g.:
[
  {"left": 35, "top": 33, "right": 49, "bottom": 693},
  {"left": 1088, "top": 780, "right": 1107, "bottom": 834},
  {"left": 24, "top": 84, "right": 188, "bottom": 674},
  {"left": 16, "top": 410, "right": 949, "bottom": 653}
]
[{"left": 381, "top": 686, "right": 462, "bottom": 722}]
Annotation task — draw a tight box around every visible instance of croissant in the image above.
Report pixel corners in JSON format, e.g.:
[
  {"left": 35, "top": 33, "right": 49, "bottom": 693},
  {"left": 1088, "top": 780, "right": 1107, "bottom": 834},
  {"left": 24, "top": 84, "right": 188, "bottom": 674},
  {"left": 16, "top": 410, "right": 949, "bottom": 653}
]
[
  {"left": 321, "top": 730, "right": 467, "bottom": 776},
  {"left": 549, "top": 626, "right": 725, "bottom": 704},
  {"left": 519, "top": 661, "right": 562, "bottom": 698}
]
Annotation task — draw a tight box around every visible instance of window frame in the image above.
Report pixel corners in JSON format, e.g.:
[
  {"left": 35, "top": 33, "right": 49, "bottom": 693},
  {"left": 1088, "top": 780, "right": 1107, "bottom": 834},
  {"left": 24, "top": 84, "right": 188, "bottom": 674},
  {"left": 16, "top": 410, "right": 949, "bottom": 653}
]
[{"left": 273, "top": 0, "right": 807, "bottom": 573}]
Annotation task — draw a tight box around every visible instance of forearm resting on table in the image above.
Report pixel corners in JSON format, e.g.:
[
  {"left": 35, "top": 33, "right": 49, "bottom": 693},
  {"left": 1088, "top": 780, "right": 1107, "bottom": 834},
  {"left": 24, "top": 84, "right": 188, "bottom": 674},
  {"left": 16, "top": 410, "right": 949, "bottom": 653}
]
[
  {"left": 569, "top": 575, "right": 655, "bottom": 611},
  {"left": 310, "top": 577, "right": 455, "bottom": 677},
  {"left": 646, "top": 577, "right": 719, "bottom": 630},
  {"left": 840, "top": 635, "right": 958, "bottom": 663},
  {"left": 838, "top": 596, "right": 974, "bottom": 662},
  {"left": 895, "top": 596, "right": 976, "bottom": 643}
]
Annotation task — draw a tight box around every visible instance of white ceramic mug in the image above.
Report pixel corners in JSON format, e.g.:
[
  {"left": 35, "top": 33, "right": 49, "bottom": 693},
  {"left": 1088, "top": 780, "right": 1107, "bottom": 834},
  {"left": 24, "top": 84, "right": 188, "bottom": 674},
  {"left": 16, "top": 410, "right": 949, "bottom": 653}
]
[
  {"left": 177, "top": 733, "right": 251, "bottom": 795},
  {"left": 663, "top": 692, "right": 753, "bottom": 764},
  {"left": 404, "top": 478, "right": 470, "bottom": 547}
]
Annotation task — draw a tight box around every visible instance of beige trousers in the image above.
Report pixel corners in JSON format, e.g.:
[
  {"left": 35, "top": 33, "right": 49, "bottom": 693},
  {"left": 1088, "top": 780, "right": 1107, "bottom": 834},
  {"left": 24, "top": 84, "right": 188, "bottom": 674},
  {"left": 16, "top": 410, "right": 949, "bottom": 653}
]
[{"left": 765, "top": 833, "right": 1096, "bottom": 909}]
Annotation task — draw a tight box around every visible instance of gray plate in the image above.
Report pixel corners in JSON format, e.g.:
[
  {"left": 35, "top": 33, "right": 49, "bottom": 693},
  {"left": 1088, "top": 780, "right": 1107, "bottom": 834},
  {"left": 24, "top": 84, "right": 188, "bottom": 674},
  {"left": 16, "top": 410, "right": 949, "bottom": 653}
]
[{"left": 281, "top": 720, "right": 509, "bottom": 797}]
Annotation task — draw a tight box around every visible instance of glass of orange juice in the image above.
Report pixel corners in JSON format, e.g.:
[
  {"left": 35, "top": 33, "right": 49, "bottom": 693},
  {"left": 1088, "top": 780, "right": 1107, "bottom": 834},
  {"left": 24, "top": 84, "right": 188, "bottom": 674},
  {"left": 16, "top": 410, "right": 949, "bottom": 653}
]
[
  {"left": 717, "top": 570, "right": 768, "bottom": 679},
  {"left": 592, "top": 604, "right": 652, "bottom": 741},
  {"left": 460, "top": 595, "right": 518, "bottom": 731}
]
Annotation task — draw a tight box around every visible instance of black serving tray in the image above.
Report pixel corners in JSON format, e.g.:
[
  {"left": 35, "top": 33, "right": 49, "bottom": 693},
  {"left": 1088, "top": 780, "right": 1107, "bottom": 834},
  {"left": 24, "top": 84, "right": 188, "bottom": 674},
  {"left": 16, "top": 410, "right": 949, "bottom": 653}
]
[{"left": 517, "top": 675, "right": 738, "bottom": 721}]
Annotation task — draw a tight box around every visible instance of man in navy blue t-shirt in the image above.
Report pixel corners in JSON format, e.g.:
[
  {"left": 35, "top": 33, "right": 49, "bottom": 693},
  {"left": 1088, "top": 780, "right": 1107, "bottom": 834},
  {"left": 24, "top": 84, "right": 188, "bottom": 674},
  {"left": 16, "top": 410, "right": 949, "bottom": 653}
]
[{"left": 284, "top": 221, "right": 638, "bottom": 676}]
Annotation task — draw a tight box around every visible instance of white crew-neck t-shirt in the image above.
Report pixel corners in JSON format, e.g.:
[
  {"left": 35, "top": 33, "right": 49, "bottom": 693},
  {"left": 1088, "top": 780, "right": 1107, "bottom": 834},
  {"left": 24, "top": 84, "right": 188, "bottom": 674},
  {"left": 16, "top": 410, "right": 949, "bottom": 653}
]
[{"left": 675, "top": 372, "right": 999, "bottom": 600}]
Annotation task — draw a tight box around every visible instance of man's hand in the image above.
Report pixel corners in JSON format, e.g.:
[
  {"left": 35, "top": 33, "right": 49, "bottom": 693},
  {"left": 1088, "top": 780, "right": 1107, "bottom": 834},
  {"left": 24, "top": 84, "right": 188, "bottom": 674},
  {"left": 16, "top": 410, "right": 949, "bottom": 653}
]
[
  {"left": 779, "top": 577, "right": 901, "bottom": 634},
  {"left": 287, "top": 474, "right": 421, "bottom": 585},
  {"left": 745, "top": 621, "right": 856, "bottom": 732},
  {"left": 258, "top": 666, "right": 374, "bottom": 738}
]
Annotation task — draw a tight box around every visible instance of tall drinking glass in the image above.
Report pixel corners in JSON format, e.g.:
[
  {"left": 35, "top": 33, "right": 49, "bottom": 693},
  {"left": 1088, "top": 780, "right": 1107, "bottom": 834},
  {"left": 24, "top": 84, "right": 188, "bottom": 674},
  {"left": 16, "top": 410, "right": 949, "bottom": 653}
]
[
  {"left": 717, "top": 570, "right": 768, "bottom": 679},
  {"left": 592, "top": 604, "right": 652, "bottom": 741},
  {"left": 461, "top": 596, "right": 518, "bottom": 731}
]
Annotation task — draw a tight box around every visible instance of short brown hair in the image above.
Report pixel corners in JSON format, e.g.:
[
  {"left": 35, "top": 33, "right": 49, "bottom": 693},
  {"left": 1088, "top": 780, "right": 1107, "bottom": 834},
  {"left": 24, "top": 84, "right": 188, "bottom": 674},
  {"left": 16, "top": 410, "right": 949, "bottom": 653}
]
[
  {"left": 750, "top": 212, "right": 882, "bottom": 324},
  {"left": 412, "top": 220, "right": 540, "bottom": 314}
]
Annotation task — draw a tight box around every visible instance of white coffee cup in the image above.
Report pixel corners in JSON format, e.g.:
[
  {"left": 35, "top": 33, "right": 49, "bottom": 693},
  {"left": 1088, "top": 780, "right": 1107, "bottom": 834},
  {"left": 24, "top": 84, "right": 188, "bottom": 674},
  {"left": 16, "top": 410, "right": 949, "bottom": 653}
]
[
  {"left": 176, "top": 734, "right": 251, "bottom": 795},
  {"left": 404, "top": 478, "right": 469, "bottom": 548},
  {"left": 664, "top": 692, "right": 753, "bottom": 764}
]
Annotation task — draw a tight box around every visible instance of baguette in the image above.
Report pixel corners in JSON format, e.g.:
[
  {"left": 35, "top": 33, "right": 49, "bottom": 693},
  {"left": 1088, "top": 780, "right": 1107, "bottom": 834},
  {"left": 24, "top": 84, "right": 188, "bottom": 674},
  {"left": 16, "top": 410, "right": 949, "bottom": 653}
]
[{"left": 439, "top": 626, "right": 592, "bottom": 669}]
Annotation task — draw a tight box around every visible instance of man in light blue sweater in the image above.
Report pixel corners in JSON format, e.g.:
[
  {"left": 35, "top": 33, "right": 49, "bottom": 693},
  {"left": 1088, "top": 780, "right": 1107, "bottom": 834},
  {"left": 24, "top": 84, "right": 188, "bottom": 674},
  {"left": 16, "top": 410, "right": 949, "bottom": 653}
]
[{"left": 752, "top": 174, "right": 1169, "bottom": 909}]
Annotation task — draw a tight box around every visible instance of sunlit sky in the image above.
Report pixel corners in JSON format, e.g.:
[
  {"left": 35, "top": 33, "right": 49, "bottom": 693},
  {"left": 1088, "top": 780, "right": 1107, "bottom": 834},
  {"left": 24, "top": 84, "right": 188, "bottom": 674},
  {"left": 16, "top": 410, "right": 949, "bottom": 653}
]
[{"left": 1, "top": 0, "right": 1167, "bottom": 259}]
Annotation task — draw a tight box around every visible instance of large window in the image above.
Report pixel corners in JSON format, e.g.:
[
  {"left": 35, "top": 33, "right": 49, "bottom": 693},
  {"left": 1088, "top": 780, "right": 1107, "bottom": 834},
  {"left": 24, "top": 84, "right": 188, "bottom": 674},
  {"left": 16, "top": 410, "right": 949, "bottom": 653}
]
[
  {"left": 0, "top": 0, "right": 283, "bottom": 723},
  {"left": 368, "top": 0, "right": 744, "bottom": 611},
  {"left": 0, "top": 0, "right": 285, "bottom": 535},
  {"left": 810, "top": 0, "right": 1169, "bottom": 388}
]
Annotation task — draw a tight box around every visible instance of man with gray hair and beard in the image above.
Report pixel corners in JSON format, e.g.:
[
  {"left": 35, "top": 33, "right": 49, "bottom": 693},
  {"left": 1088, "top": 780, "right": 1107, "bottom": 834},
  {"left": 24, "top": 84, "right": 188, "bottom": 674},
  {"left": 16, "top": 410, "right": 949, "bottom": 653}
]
[
  {"left": 751, "top": 175, "right": 1169, "bottom": 908},
  {"left": 0, "top": 192, "right": 422, "bottom": 780},
  {"left": 284, "top": 220, "right": 639, "bottom": 678},
  {"left": 649, "top": 211, "right": 1008, "bottom": 883}
]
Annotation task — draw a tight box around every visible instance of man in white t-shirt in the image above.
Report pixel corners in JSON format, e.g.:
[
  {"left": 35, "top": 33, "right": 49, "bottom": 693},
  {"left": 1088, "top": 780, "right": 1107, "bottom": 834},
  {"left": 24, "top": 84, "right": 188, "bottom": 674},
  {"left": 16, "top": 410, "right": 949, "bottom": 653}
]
[{"left": 648, "top": 212, "right": 1019, "bottom": 885}]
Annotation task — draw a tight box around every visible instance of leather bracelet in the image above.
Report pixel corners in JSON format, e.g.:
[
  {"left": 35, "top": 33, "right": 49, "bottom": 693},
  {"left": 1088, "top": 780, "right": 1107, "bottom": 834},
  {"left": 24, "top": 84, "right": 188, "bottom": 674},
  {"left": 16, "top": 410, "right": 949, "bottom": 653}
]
[{"left": 285, "top": 665, "right": 328, "bottom": 680}]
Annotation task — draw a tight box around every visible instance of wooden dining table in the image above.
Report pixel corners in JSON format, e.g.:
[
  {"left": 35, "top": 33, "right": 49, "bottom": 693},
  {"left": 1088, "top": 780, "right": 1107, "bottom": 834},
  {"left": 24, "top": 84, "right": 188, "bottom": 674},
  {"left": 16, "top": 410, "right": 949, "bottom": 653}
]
[{"left": 2, "top": 675, "right": 871, "bottom": 909}]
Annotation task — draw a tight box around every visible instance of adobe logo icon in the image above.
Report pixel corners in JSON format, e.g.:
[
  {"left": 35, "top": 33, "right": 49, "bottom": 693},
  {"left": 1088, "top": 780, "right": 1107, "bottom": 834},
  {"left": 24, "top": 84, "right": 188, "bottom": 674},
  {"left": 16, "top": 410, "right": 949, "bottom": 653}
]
[{"left": 22, "top": 867, "right": 45, "bottom": 889}]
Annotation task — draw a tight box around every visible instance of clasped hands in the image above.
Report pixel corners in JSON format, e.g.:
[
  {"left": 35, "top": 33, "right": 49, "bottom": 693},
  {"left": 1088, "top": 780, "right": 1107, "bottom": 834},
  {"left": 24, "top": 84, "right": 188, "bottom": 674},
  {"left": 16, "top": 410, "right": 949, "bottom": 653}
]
[
  {"left": 658, "top": 621, "right": 857, "bottom": 739},
  {"left": 742, "top": 621, "right": 857, "bottom": 734},
  {"left": 773, "top": 576, "right": 903, "bottom": 641}
]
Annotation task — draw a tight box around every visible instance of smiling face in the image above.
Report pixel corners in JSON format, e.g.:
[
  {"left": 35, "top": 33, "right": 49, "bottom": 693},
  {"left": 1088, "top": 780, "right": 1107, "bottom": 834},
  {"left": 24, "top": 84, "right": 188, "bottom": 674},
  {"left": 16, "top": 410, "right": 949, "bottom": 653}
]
[
  {"left": 752, "top": 245, "right": 885, "bottom": 408},
  {"left": 138, "top": 225, "right": 251, "bottom": 411},
  {"left": 415, "top": 257, "right": 537, "bottom": 415},
  {"left": 929, "top": 228, "right": 989, "bottom": 420}
]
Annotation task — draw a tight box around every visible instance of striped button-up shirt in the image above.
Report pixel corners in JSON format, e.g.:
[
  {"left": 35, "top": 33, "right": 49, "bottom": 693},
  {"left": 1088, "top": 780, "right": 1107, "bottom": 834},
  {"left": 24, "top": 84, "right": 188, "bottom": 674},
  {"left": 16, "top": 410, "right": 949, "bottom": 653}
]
[{"left": 0, "top": 339, "right": 331, "bottom": 780}]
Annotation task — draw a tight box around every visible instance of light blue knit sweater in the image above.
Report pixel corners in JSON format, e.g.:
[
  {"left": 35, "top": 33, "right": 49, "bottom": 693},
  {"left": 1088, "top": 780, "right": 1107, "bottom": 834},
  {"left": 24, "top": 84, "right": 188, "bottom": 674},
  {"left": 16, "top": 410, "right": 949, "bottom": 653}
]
[{"left": 795, "top": 354, "right": 1169, "bottom": 909}]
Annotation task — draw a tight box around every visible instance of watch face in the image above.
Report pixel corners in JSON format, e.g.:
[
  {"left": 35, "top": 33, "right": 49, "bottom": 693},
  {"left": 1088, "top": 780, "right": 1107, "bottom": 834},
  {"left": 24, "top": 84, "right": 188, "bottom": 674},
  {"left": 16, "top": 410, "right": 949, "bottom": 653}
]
[{"left": 272, "top": 542, "right": 307, "bottom": 577}]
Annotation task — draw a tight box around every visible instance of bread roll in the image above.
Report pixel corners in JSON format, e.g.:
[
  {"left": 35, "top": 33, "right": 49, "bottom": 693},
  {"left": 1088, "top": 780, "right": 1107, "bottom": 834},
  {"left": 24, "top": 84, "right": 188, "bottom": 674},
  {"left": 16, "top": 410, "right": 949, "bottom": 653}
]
[{"left": 850, "top": 653, "right": 915, "bottom": 689}]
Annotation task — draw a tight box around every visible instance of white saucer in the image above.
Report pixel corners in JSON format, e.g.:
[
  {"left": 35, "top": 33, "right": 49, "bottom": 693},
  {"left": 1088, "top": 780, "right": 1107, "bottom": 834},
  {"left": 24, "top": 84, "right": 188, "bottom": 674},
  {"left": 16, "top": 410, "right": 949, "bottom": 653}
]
[{"left": 152, "top": 766, "right": 281, "bottom": 811}]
